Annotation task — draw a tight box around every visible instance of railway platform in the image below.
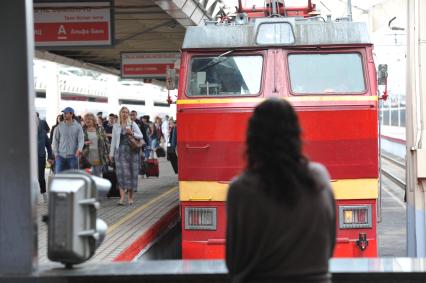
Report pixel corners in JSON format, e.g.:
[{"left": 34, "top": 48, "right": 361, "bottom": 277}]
[
  {"left": 381, "top": 125, "right": 406, "bottom": 160},
  {"left": 36, "top": 157, "right": 179, "bottom": 266},
  {"left": 381, "top": 125, "right": 406, "bottom": 143}
]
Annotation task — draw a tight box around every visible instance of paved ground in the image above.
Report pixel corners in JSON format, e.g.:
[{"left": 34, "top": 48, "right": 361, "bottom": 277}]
[
  {"left": 378, "top": 152, "right": 406, "bottom": 257},
  {"left": 37, "top": 157, "right": 178, "bottom": 266}
]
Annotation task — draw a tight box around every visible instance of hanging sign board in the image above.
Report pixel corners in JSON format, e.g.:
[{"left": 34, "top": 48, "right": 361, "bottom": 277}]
[
  {"left": 121, "top": 52, "right": 180, "bottom": 79},
  {"left": 34, "top": 1, "right": 113, "bottom": 47}
]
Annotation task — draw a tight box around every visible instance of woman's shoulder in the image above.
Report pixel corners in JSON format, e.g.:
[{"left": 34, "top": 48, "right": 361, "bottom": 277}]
[
  {"left": 131, "top": 121, "right": 140, "bottom": 128},
  {"left": 308, "top": 162, "right": 332, "bottom": 192},
  {"left": 97, "top": 125, "right": 106, "bottom": 133},
  {"left": 308, "top": 162, "right": 329, "bottom": 178},
  {"left": 229, "top": 172, "right": 260, "bottom": 196},
  {"left": 227, "top": 173, "right": 268, "bottom": 214}
]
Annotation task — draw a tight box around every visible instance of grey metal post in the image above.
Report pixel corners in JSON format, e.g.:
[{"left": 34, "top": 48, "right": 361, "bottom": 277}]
[
  {"left": 406, "top": 0, "right": 426, "bottom": 256},
  {"left": 347, "top": 0, "right": 353, "bottom": 22},
  {"left": 0, "top": 0, "right": 37, "bottom": 274}
]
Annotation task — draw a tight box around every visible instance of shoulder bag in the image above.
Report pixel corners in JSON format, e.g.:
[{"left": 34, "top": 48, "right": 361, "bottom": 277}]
[{"left": 128, "top": 125, "right": 144, "bottom": 152}]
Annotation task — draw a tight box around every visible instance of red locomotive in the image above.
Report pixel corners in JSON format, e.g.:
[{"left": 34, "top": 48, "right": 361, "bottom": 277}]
[{"left": 177, "top": 0, "right": 378, "bottom": 258}]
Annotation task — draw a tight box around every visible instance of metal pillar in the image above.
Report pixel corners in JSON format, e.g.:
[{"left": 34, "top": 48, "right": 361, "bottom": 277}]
[
  {"left": 347, "top": 0, "right": 353, "bottom": 22},
  {"left": 45, "top": 61, "right": 60, "bottom": 127},
  {"left": 106, "top": 78, "right": 119, "bottom": 115},
  {"left": 0, "top": 0, "right": 37, "bottom": 274},
  {"left": 406, "top": 0, "right": 426, "bottom": 257}
]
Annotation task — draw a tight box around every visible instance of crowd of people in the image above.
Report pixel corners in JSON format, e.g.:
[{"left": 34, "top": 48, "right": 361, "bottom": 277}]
[{"left": 36, "top": 107, "right": 178, "bottom": 204}]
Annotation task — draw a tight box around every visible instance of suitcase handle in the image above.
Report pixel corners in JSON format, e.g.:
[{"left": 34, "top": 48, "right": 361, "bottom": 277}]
[{"left": 185, "top": 144, "right": 210, "bottom": 150}]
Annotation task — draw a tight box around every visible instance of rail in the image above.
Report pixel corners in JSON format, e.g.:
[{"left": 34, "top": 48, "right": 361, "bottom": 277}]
[
  {"left": 381, "top": 154, "right": 406, "bottom": 190},
  {"left": 382, "top": 154, "right": 405, "bottom": 168}
]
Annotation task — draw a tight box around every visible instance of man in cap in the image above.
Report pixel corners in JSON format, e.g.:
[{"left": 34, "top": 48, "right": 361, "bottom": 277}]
[{"left": 52, "top": 107, "right": 84, "bottom": 173}]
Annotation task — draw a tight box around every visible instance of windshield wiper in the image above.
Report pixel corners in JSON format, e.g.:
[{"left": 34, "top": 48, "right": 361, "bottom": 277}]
[{"left": 198, "top": 50, "right": 235, "bottom": 72}]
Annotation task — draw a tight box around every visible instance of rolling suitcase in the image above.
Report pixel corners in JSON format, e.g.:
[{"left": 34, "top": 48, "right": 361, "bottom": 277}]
[
  {"left": 145, "top": 158, "right": 159, "bottom": 177},
  {"left": 103, "top": 166, "right": 119, "bottom": 198}
]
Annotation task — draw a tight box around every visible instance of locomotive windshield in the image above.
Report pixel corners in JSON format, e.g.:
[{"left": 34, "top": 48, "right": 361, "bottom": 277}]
[
  {"left": 187, "top": 55, "right": 263, "bottom": 96},
  {"left": 288, "top": 53, "right": 365, "bottom": 94}
]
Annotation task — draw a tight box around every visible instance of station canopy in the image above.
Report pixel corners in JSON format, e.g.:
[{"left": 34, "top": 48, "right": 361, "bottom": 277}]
[
  {"left": 34, "top": 0, "right": 397, "bottom": 76},
  {"left": 34, "top": 0, "right": 225, "bottom": 75}
]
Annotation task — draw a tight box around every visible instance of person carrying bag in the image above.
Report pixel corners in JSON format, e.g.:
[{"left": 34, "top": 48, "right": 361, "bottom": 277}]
[
  {"left": 110, "top": 107, "right": 144, "bottom": 205},
  {"left": 127, "top": 124, "right": 144, "bottom": 152}
]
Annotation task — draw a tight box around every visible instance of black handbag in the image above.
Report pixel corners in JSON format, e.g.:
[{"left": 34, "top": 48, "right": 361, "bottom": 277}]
[
  {"left": 166, "top": 146, "right": 176, "bottom": 161},
  {"left": 156, "top": 147, "right": 166, "bottom": 158},
  {"left": 79, "top": 156, "right": 91, "bottom": 169}
]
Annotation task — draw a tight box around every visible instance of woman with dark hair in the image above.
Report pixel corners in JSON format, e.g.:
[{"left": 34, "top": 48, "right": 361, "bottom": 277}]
[
  {"left": 50, "top": 114, "right": 64, "bottom": 142},
  {"left": 226, "top": 98, "right": 336, "bottom": 283}
]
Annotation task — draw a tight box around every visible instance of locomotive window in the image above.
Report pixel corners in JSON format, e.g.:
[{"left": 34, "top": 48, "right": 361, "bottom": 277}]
[
  {"left": 288, "top": 53, "right": 365, "bottom": 94},
  {"left": 187, "top": 55, "right": 262, "bottom": 96}
]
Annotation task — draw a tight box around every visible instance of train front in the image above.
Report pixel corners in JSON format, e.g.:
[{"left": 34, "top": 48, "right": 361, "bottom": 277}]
[{"left": 176, "top": 14, "right": 378, "bottom": 258}]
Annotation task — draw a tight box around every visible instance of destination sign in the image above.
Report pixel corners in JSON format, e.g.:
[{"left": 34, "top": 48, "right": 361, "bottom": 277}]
[
  {"left": 121, "top": 52, "right": 180, "bottom": 79},
  {"left": 34, "top": 1, "right": 112, "bottom": 47}
]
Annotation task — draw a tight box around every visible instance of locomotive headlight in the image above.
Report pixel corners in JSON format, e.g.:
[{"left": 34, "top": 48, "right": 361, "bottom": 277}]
[
  {"left": 255, "top": 20, "right": 295, "bottom": 45},
  {"left": 184, "top": 207, "right": 217, "bottom": 230},
  {"left": 339, "top": 205, "right": 372, "bottom": 229}
]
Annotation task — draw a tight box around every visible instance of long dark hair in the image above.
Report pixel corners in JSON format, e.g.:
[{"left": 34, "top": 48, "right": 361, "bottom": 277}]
[{"left": 246, "top": 98, "right": 316, "bottom": 204}]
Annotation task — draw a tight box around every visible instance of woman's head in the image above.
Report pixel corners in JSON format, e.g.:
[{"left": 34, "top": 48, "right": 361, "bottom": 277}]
[
  {"left": 83, "top": 113, "right": 97, "bottom": 128},
  {"left": 56, "top": 114, "right": 64, "bottom": 124},
  {"left": 246, "top": 98, "right": 314, "bottom": 202},
  {"left": 118, "top": 107, "right": 131, "bottom": 125},
  {"left": 247, "top": 98, "right": 301, "bottom": 167},
  {"left": 97, "top": 116, "right": 104, "bottom": 126}
]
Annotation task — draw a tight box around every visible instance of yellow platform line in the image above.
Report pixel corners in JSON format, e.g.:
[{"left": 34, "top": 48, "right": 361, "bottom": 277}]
[{"left": 107, "top": 186, "right": 178, "bottom": 233}]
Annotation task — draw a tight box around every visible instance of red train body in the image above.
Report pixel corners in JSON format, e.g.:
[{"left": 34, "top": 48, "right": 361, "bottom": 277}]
[{"left": 177, "top": 8, "right": 379, "bottom": 259}]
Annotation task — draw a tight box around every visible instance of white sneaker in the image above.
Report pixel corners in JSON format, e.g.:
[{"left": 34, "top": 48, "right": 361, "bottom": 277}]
[{"left": 42, "top": 193, "right": 48, "bottom": 203}]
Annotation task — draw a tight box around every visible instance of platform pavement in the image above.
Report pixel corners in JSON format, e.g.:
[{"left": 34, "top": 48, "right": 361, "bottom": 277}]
[
  {"left": 36, "top": 157, "right": 179, "bottom": 266},
  {"left": 381, "top": 125, "right": 406, "bottom": 142},
  {"left": 381, "top": 151, "right": 405, "bottom": 182}
]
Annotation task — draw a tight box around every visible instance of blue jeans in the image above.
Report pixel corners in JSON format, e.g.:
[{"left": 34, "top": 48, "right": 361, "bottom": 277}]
[
  {"left": 144, "top": 147, "right": 151, "bottom": 159},
  {"left": 151, "top": 138, "right": 158, "bottom": 149},
  {"left": 55, "top": 156, "right": 78, "bottom": 173}
]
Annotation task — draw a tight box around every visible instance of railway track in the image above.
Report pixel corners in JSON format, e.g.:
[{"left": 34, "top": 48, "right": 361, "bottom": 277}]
[{"left": 381, "top": 154, "right": 406, "bottom": 189}]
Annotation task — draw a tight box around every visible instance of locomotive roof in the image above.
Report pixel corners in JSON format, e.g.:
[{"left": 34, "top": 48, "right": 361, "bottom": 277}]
[{"left": 182, "top": 19, "right": 371, "bottom": 49}]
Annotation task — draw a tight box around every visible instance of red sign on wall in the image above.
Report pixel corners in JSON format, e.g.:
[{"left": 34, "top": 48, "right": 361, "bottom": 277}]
[
  {"left": 121, "top": 53, "right": 180, "bottom": 79},
  {"left": 34, "top": 1, "right": 112, "bottom": 47}
]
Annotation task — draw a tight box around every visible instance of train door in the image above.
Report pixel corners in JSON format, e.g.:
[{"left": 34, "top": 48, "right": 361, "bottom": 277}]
[
  {"left": 177, "top": 50, "right": 268, "bottom": 258},
  {"left": 283, "top": 47, "right": 379, "bottom": 256}
]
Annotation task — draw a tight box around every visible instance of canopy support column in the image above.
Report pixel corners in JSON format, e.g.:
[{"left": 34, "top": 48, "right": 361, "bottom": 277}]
[{"left": 0, "top": 0, "right": 37, "bottom": 274}]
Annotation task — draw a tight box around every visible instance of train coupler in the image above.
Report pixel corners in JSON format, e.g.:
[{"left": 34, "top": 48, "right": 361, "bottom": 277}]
[{"left": 356, "top": 233, "right": 369, "bottom": 251}]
